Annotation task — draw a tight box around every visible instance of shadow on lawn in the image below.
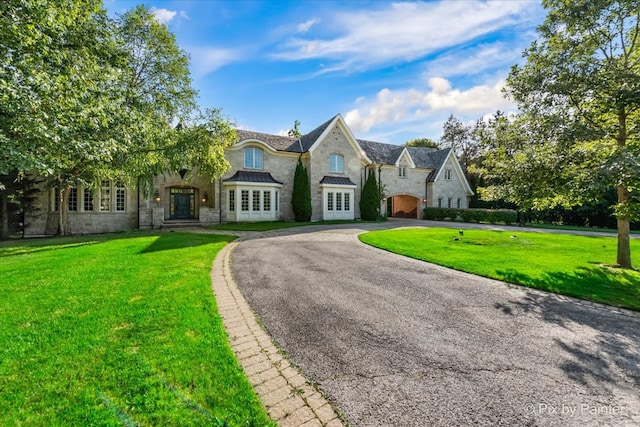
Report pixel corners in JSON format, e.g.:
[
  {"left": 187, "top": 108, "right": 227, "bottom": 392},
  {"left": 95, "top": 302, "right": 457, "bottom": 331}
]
[
  {"left": 139, "top": 233, "right": 236, "bottom": 254},
  {"left": 494, "top": 289, "right": 640, "bottom": 390},
  {"left": 495, "top": 266, "right": 640, "bottom": 312}
]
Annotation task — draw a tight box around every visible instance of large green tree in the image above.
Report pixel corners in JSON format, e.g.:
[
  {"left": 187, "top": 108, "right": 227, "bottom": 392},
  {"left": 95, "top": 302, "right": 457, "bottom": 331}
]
[
  {"left": 0, "top": 2, "right": 234, "bottom": 235},
  {"left": 481, "top": 0, "right": 640, "bottom": 268},
  {"left": 439, "top": 114, "right": 482, "bottom": 171}
]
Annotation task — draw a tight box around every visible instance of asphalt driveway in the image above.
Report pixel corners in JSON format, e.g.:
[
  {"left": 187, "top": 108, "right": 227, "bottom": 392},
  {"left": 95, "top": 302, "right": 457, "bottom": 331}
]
[{"left": 231, "top": 225, "right": 640, "bottom": 426}]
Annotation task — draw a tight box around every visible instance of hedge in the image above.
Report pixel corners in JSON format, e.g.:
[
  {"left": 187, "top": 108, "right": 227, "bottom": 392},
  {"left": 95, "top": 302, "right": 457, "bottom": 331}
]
[{"left": 423, "top": 208, "right": 517, "bottom": 225}]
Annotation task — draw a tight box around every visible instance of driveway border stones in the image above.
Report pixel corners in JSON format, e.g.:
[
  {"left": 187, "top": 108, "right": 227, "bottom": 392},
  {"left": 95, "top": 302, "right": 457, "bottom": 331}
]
[{"left": 211, "top": 241, "right": 345, "bottom": 427}]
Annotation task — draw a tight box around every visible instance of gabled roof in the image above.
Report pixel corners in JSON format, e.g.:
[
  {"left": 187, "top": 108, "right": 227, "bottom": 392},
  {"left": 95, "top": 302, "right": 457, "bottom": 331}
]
[
  {"left": 357, "top": 139, "right": 404, "bottom": 164},
  {"left": 297, "top": 115, "right": 339, "bottom": 153},
  {"left": 408, "top": 147, "right": 450, "bottom": 170},
  {"left": 234, "top": 116, "right": 453, "bottom": 175},
  {"left": 223, "top": 171, "right": 283, "bottom": 185}
]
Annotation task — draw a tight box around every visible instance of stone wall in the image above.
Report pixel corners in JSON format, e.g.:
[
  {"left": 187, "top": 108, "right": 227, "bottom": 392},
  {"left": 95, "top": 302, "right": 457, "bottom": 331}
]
[
  {"left": 307, "top": 123, "right": 364, "bottom": 220},
  {"left": 221, "top": 143, "right": 299, "bottom": 221}
]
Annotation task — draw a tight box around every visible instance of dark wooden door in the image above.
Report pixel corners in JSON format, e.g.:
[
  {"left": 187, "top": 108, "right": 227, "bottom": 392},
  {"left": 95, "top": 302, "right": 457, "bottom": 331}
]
[{"left": 174, "top": 193, "right": 192, "bottom": 219}]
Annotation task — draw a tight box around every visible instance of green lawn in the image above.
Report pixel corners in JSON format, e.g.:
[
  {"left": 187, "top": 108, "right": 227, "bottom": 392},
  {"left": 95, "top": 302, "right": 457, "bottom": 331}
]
[
  {"left": 209, "top": 219, "right": 370, "bottom": 232},
  {"left": 0, "top": 232, "right": 274, "bottom": 426},
  {"left": 525, "top": 222, "right": 640, "bottom": 234},
  {"left": 359, "top": 228, "right": 640, "bottom": 311}
]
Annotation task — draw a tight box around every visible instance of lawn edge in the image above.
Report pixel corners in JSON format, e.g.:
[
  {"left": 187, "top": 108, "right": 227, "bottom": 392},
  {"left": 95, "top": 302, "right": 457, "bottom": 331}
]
[{"left": 355, "top": 231, "right": 640, "bottom": 319}]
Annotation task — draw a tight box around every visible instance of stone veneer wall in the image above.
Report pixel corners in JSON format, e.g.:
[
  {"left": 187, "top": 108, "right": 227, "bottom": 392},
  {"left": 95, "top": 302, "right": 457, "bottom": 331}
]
[
  {"left": 220, "top": 144, "right": 300, "bottom": 222},
  {"left": 430, "top": 156, "right": 470, "bottom": 208},
  {"left": 24, "top": 181, "right": 139, "bottom": 236},
  {"left": 307, "top": 123, "right": 363, "bottom": 221}
]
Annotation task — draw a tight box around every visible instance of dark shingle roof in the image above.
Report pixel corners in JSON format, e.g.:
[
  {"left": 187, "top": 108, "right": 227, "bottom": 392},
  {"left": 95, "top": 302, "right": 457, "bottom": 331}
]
[
  {"left": 296, "top": 115, "right": 339, "bottom": 153},
  {"left": 235, "top": 117, "right": 452, "bottom": 176},
  {"left": 236, "top": 129, "right": 298, "bottom": 151},
  {"left": 223, "top": 171, "right": 283, "bottom": 185},
  {"left": 407, "top": 147, "right": 450, "bottom": 169},
  {"left": 357, "top": 139, "right": 403, "bottom": 164},
  {"left": 319, "top": 176, "right": 357, "bottom": 186}
]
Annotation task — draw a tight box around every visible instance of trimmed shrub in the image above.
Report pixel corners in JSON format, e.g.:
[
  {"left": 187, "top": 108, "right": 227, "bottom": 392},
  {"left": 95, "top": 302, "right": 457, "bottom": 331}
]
[
  {"left": 360, "top": 170, "right": 379, "bottom": 221},
  {"left": 292, "top": 159, "right": 312, "bottom": 221},
  {"left": 424, "top": 208, "right": 517, "bottom": 225}
]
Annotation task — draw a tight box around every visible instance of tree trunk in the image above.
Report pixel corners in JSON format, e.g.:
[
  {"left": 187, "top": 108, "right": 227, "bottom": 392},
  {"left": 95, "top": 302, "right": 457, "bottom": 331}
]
[
  {"left": 0, "top": 191, "right": 8, "bottom": 239},
  {"left": 56, "top": 185, "right": 71, "bottom": 236},
  {"left": 615, "top": 109, "right": 632, "bottom": 269},
  {"left": 616, "top": 184, "right": 632, "bottom": 269}
]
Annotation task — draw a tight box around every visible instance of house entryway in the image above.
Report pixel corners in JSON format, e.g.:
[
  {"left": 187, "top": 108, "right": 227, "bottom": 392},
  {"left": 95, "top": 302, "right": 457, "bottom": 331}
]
[
  {"left": 386, "top": 195, "right": 419, "bottom": 219},
  {"left": 170, "top": 187, "right": 195, "bottom": 220}
]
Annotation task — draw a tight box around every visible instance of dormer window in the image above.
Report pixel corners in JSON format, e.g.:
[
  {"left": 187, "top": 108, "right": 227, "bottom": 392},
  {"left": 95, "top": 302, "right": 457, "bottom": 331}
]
[
  {"left": 244, "top": 147, "right": 263, "bottom": 169},
  {"left": 329, "top": 154, "right": 344, "bottom": 174}
]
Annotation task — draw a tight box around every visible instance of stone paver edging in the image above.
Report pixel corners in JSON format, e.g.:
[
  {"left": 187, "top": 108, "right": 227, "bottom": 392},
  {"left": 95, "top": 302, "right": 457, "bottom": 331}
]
[{"left": 211, "top": 241, "right": 345, "bottom": 427}]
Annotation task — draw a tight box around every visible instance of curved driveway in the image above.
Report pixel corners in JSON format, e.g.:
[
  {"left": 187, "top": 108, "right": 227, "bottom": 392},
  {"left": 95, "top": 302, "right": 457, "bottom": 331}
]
[{"left": 231, "top": 223, "right": 640, "bottom": 426}]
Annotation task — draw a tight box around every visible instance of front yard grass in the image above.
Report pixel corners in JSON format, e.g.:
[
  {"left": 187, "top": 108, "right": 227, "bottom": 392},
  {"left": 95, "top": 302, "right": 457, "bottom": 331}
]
[
  {"left": 359, "top": 228, "right": 640, "bottom": 311},
  {"left": 0, "top": 232, "right": 274, "bottom": 426}
]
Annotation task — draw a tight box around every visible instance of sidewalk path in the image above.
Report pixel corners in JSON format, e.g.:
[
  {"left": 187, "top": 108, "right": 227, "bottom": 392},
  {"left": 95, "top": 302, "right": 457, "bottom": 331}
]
[{"left": 211, "top": 241, "right": 345, "bottom": 427}]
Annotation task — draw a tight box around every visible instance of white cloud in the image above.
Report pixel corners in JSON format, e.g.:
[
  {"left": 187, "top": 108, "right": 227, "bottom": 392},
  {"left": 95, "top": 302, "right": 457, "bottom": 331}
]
[
  {"left": 423, "top": 43, "right": 524, "bottom": 79},
  {"left": 151, "top": 7, "right": 188, "bottom": 24},
  {"left": 189, "top": 47, "right": 242, "bottom": 77},
  {"left": 273, "top": 1, "right": 540, "bottom": 71},
  {"left": 344, "top": 77, "right": 516, "bottom": 133},
  {"left": 297, "top": 18, "right": 319, "bottom": 33}
]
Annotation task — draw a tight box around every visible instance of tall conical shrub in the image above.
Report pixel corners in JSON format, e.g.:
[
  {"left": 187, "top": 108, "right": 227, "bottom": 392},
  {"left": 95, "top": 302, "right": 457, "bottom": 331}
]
[
  {"left": 360, "top": 170, "right": 379, "bottom": 221},
  {"left": 292, "top": 159, "right": 312, "bottom": 221}
]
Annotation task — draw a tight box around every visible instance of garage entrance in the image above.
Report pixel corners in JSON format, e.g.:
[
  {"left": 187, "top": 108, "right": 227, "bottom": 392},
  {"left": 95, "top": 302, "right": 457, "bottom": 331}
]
[{"left": 386, "top": 195, "right": 419, "bottom": 219}]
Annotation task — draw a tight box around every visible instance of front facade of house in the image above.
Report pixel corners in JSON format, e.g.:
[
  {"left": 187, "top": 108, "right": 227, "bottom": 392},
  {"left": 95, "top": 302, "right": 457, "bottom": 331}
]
[{"left": 24, "top": 115, "right": 473, "bottom": 236}]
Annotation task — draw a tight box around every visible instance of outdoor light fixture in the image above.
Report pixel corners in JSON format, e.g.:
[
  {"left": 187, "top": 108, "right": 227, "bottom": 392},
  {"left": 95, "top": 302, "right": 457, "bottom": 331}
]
[
  {"left": 422, "top": 198, "right": 427, "bottom": 203},
  {"left": 382, "top": 197, "right": 387, "bottom": 202},
  {"left": 178, "top": 167, "right": 188, "bottom": 180},
  {"left": 154, "top": 189, "right": 161, "bottom": 203},
  {"left": 201, "top": 191, "right": 208, "bottom": 204}
]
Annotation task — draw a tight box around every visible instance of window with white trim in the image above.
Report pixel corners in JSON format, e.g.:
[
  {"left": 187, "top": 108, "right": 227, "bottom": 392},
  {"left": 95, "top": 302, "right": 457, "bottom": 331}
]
[
  {"left": 241, "top": 190, "right": 249, "bottom": 211},
  {"left": 229, "top": 190, "right": 235, "bottom": 212},
  {"left": 329, "top": 154, "right": 344, "bottom": 174},
  {"left": 399, "top": 166, "right": 407, "bottom": 178},
  {"left": 263, "top": 191, "right": 271, "bottom": 211},
  {"left": 68, "top": 188, "right": 78, "bottom": 211},
  {"left": 336, "top": 193, "right": 342, "bottom": 211},
  {"left": 115, "top": 182, "right": 125, "bottom": 212},
  {"left": 344, "top": 193, "right": 350, "bottom": 211},
  {"left": 99, "top": 180, "right": 111, "bottom": 212},
  {"left": 84, "top": 188, "right": 94, "bottom": 211},
  {"left": 437, "top": 197, "right": 442, "bottom": 208},
  {"left": 275, "top": 191, "right": 279, "bottom": 211},
  {"left": 244, "top": 147, "right": 263, "bottom": 169},
  {"left": 444, "top": 169, "right": 452, "bottom": 180},
  {"left": 327, "top": 192, "right": 334, "bottom": 211},
  {"left": 252, "top": 190, "right": 260, "bottom": 211}
]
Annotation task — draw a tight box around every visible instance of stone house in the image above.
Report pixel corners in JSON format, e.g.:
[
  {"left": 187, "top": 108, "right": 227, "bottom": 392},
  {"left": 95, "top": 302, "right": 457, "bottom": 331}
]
[{"left": 24, "top": 114, "right": 473, "bottom": 235}]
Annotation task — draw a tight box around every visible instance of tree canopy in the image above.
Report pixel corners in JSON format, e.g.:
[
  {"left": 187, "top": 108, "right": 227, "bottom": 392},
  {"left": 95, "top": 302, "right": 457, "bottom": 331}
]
[
  {"left": 0, "top": 1, "right": 235, "bottom": 235},
  {"left": 476, "top": 0, "right": 640, "bottom": 268},
  {"left": 405, "top": 138, "right": 439, "bottom": 149}
]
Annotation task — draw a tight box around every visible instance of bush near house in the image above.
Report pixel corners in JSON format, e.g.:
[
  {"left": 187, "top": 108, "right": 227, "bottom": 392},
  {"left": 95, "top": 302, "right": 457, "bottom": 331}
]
[{"left": 424, "top": 207, "right": 518, "bottom": 225}]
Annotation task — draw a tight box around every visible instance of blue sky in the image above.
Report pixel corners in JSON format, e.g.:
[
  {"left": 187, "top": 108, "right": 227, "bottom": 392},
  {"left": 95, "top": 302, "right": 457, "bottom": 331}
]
[{"left": 105, "top": 0, "right": 546, "bottom": 145}]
